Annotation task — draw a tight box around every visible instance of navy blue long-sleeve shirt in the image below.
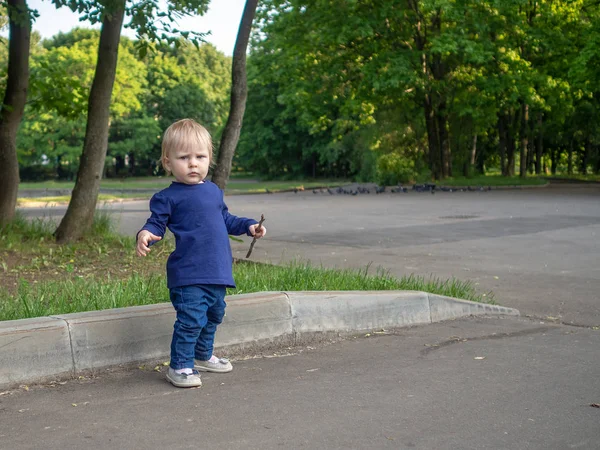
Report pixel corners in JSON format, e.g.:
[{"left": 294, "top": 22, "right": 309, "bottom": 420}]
[{"left": 139, "top": 181, "right": 257, "bottom": 289}]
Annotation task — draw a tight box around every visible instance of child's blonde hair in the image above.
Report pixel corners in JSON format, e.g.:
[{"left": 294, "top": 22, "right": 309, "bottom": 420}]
[{"left": 161, "top": 119, "right": 213, "bottom": 175}]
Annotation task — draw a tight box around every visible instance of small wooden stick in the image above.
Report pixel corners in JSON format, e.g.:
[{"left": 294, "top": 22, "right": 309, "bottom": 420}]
[{"left": 246, "top": 214, "right": 265, "bottom": 258}]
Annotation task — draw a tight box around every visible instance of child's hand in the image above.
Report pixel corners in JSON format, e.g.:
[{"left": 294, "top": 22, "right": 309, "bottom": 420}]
[
  {"left": 249, "top": 223, "right": 267, "bottom": 239},
  {"left": 136, "top": 230, "right": 162, "bottom": 257}
]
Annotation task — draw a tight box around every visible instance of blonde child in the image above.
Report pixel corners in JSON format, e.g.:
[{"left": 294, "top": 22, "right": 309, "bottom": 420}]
[{"left": 136, "top": 119, "right": 266, "bottom": 388}]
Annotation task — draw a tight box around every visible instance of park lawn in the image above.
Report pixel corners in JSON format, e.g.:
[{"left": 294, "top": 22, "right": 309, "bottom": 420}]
[
  {"left": 17, "top": 178, "right": 349, "bottom": 203},
  {"left": 439, "top": 175, "right": 548, "bottom": 187},
  {"left": 17, "top": 193, "right": 149, "bottom": 206},
  {"left": 0, "top": 214, "right": 493, "bottom": 321},
  {"left": 18, "top": 178, "right": 347, "bottom": 193},
  {"left": 19, "top": 173, "right": 599, "bottom": 203},
  {"left": 544, "top": 174, "right": 600, "bottom": 183}
]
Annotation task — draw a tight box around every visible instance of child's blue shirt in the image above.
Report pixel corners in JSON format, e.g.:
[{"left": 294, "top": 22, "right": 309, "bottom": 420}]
[{"left": 139, "top": 181, "right": 257, "bottom": 289}]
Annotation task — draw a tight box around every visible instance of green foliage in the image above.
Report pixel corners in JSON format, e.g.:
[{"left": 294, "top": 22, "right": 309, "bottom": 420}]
[
  {"left": 51, "top": 0, "right": 210, "bottom": 53},
  {"left": 11, "top": 28, "right": 231, "bottom": 180},
  {"left": 6, "top": 0, "right": 600, "bottom": 182},
  {"left": 0, "top": 260, "right": 491, "bottom": 321},
  {"left": 237, "top": 0, "right": 600, "bottom": 180},
  {"left": 376, "top": 153, "right": 416, "bottom": 185}
]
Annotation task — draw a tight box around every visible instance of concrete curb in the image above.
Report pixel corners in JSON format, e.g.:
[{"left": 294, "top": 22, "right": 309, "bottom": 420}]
[{"left": 0, "top": 291, "right": 518, "bottom": 389}]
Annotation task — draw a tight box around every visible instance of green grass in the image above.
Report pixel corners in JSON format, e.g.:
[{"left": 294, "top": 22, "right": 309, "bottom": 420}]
[
  {"left": 439, "top": 175, "right": 548, "bottom": 187},
  {"left": 18, "top": 178, "right": 345, "bottom": 192},
  {"left": 0, "top": 259, "right": 493, "bottom": 322},
  {"left": 0, "top": 212, "right": 494, "bottom": 322},
  {"left": 544, "top": 173, "right": 600, "bottom": 183},
  {"left": 231, "top": 260, "right": 491, "bottom": 301},
  {"left": 0, "top": 275, "right": 168, "bottom": 321},
  {"left": 17, "top": 193, "right": 154, "bottom": 205},
  {"left": 224, "top": 180, "right": 345, "bottom": 193},
  {"left": 1, "top": 210, "right": 120, "bottom": 248},
  {"left": 19, "top": 178, "right": 172, "bottom": 190},
  {"left": 18, "top": 178, "right": 348, "bottom": 201}
]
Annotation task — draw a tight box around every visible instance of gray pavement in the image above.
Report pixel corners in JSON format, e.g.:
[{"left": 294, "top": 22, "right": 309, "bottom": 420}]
[
  {"left": 1, "top": 316, "right": 599, "bottom": 449},
  {"left": 10, "top": 183, "right": 600, "bottom": 449},
  {"left": 24, "top": 183, "right": 599, "bottom": 325}
]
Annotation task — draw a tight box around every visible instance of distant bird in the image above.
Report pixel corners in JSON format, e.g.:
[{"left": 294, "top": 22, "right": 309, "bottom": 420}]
[
  {"left": 375, "top": 185, "right": 386, "bottom": 194},
  {"left": 266, "top": 188, "right": 273, "bottom": 194},
  {"left": 392, "top": 184, "right": 408, "bottom": 193}
]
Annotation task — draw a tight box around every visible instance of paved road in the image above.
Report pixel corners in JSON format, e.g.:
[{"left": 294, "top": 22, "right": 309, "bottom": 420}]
[
  {"left": 21, "top": 183, "right": 600, "bottom": 326},
  {"left": 11, "top": 184, "right": 600, "bottom": 449},
  {"left": 2, "top": 316, "right": 599, "bottom": 449}
]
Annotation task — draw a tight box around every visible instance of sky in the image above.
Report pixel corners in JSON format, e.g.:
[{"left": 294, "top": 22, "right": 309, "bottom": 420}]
[{"left": 24, "top": 0, "right": 247, "bottom": 56}]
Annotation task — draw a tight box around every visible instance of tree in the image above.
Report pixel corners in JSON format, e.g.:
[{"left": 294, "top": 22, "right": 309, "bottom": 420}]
[
  {"left": 212, "top": 0, "right": 258, "bottom": 189},
  {"left": 0, "top": 0, "right": 34, "bottom": 225},
  {"left": 54, "top": 1, "right": 126, "bottom": 242},
  {"left": 54, "top": 0, "right": 209, "bottom": 242}
]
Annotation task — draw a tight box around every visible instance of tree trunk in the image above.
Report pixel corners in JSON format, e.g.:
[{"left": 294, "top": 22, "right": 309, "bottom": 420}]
[
  {"left": 0, "top": 0, "right": 31, "bottom": 225},
  {"left": 581, "top": 139, "right": 590, "bottom": 175},
  {"left": 470, "top": 134, "right": 477, "bottom": 167},
  {"left": 567, "top": 141, "right": 573, "bottom": 175},
  {"left": 128, "top": 152, "right": 136, "bottom": 176},
  {"left": 437, "top": 101, "right": 451, "bottom": 178},
  {"left": 527, "top": 120, "right": 535, "bottom": 174},
  {"left": 498, "top": 114, "right": 507, "bottom": 176},
  {"left": 424, "top": 95, "right": 442, "bottom": 179},
  {"left": 535, "top": 113, "right": 543, "bottom": 174},
  {"left": 505, "top": 110, "right": 518, "bottom": 177},
  {"left": 519, "top": 102, "right": 528, "bottom": 178},
  {"left": 55, "top": 2, "right": 125, "bottom": 243},
  {"left": 211, "top": 0, "right": 259, "bottom": 189},
  {"left": 550, "top": 147, "right": 558, "bottom": 175}
]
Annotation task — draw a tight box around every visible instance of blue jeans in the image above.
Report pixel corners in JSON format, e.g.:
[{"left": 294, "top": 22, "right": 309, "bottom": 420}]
[{"left": 169, "top": 284, "right": 226, "bottom": 370}]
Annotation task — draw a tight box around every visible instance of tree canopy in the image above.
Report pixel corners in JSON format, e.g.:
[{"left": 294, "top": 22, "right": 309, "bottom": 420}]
[
  {"left": 3, "top": 0, "right": 600, "bottom": 186},
  {"left": 235, "top": 0, "right": 600, "bottom": 182},
  {"left": 8, "top": 29, "right": 231, "bottom": 180}
]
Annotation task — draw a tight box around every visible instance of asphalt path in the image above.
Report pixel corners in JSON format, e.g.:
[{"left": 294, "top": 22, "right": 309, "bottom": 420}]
[
  {"left": 9, "top": 184, "right": 600, "bottom": 449},
  {"left": 20, "top": 183, "right": 600, "bottom": 326},
  {"left": 2, "top": 316, "right": 599, "bottom": 449}
]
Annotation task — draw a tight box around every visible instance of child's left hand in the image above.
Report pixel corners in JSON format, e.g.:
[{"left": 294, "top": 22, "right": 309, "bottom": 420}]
[{"left": 249, "top": 223, "right": 267, "bottom": 239}]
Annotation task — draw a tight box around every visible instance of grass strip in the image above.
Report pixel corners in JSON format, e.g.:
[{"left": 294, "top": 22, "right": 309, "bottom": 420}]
[
  {"left": 0, "top": 260, "right": 493, "bottom": 322},
  {"left": 440, "top": 175, "right": 548, "bottom": 187},
  {"left": 1, "top": 213, "right": 494, "bottom": 322}
]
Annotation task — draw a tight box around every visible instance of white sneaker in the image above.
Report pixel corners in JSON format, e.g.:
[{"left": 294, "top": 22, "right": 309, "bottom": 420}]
[
  {"left": 194, "top": 357, "right": 233, "bottom": 373},
  {"left": 166, "top": 368, "right": 202, "bottom": 388}
]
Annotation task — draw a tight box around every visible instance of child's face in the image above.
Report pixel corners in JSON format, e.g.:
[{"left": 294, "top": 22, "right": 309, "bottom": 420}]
[{"left": 164, "top": 145, "right": 211, "bottom": 185}]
